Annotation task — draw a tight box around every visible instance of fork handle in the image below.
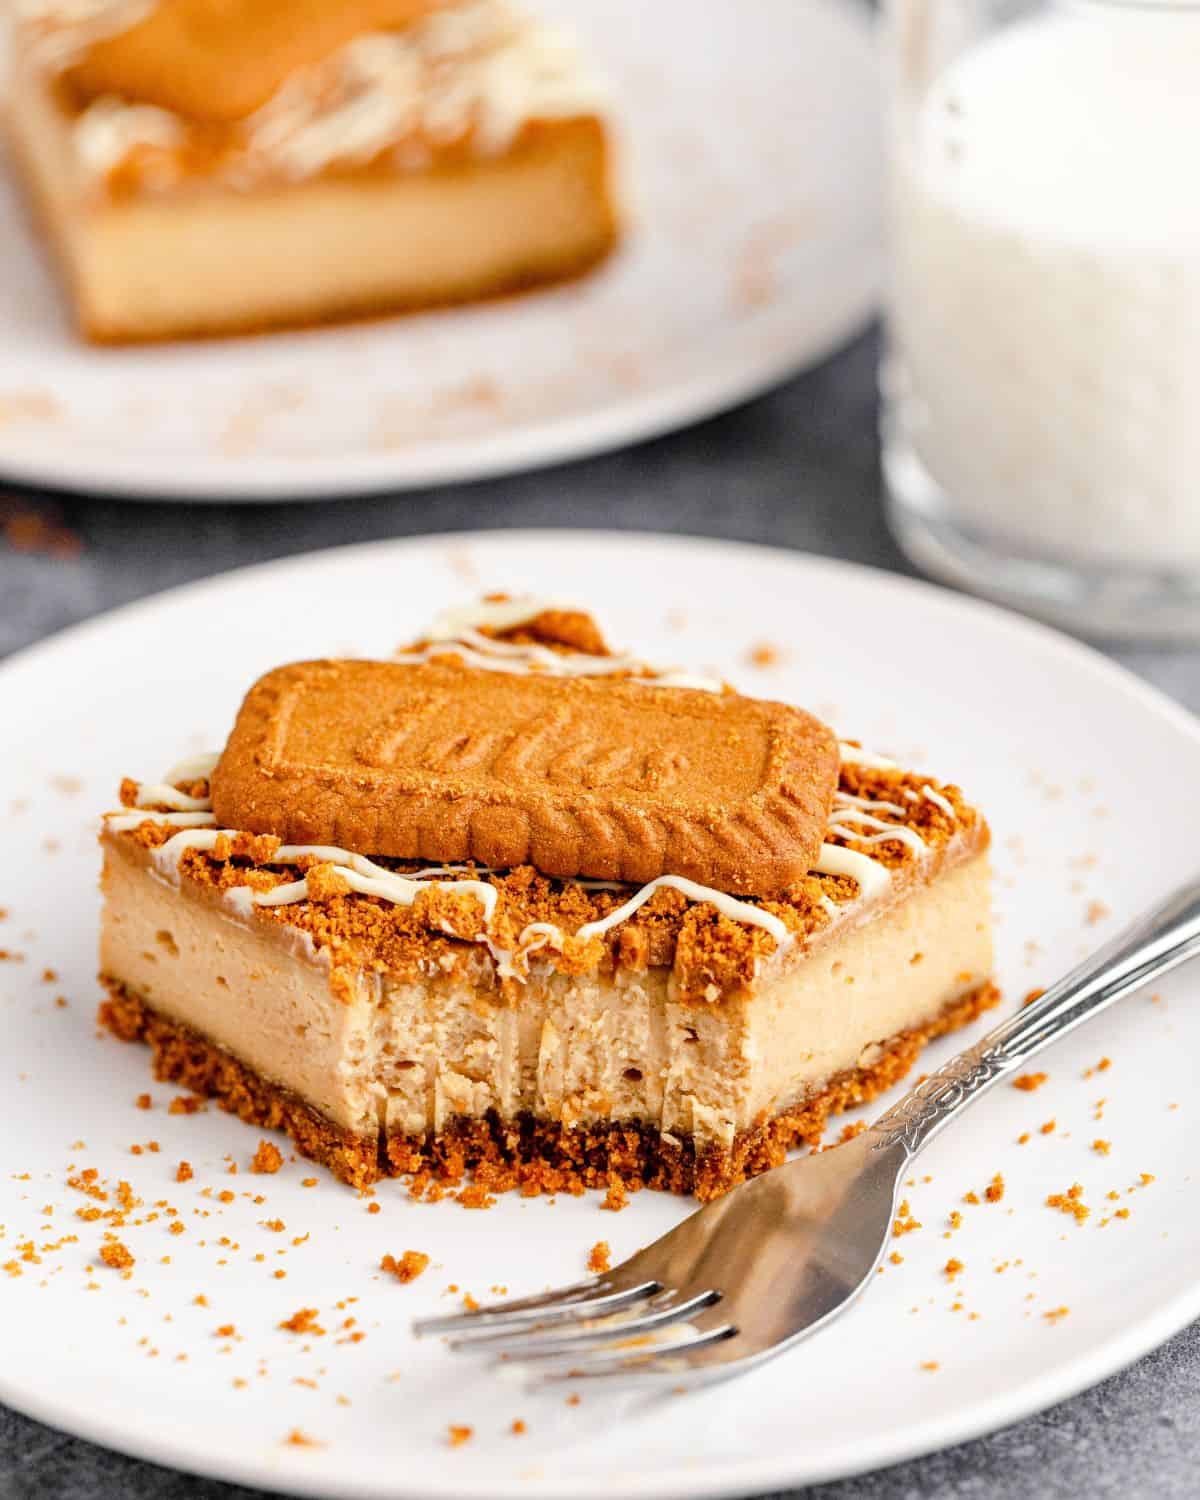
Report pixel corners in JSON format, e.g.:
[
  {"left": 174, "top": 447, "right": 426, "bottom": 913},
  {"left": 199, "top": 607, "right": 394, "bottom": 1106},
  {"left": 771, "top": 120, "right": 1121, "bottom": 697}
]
[{"left": 869, "top": 872, "right": 1200, "bottom": 1158}]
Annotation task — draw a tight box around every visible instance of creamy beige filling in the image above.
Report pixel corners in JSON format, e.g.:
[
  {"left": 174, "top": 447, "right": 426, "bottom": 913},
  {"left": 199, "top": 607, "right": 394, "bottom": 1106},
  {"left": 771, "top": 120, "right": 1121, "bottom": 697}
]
[
  {"left": 100, "top": 844, "right": 383, "bottom": 1136},
  {"left": 100, "top": 836, "right": 992, "bottom": 1152}
]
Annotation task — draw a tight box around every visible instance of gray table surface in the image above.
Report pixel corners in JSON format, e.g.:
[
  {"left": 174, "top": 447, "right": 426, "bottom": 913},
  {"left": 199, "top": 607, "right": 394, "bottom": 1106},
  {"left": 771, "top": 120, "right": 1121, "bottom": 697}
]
[{"left": 1, "top": 325, "right": 1197, "bottom": 1500}]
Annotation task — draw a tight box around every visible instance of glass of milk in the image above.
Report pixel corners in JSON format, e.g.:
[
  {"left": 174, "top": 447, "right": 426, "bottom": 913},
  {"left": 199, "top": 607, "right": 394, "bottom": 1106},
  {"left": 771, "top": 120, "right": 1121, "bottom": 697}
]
[{"left": 882, "top": 0, "right": 1200, "bottom": 637}]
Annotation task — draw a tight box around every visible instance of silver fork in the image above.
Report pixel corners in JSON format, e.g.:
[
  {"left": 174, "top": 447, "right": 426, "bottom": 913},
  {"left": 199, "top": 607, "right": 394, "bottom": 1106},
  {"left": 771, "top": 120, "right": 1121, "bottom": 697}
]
[{"left": 413, "top": 874, "right": 1200, "bottom": 1386}]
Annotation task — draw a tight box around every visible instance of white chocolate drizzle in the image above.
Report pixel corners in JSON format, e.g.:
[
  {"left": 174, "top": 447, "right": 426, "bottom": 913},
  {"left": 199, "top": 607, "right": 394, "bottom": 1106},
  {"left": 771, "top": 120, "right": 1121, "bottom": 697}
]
[
  {"left": 162, "top": 751, "right": 221, "bottom": 782},
  {"left": 922, "top": 784, "right": 957, "bottom": 820},
  {"left": 574, "top": 876, "right": 791, "bottom": 949},
  {"left": 838, "top": 742, "right": 899, "bottom": 770},
  {"left": 396, "top": 596, "right": 724, "bottom": 692},
  {"left": 105, "top": 810, "right": 217, "bottom": 833},
  {"left": 813, "top": 842, "right": 892, "bottom": 902},
  {"left": 74, "top": 98, "right": 184, "bottom": 181},
  {"left": 826, "top": 807, "right": 927, "bottom": 856},
  {"left": 123, "top": 781, "right": 212, "bottom": 812}
]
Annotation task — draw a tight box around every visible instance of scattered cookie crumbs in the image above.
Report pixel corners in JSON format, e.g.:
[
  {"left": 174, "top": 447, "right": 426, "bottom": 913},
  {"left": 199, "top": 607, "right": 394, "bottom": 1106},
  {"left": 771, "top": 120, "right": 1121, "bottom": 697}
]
[
  {"left": 1092, "top": 1139, "right": 1111, "bottom": 1156},
  {"left": 1023, "top": 988, "right": 1046, "bottom": 1008},
  {"left": 135, "top": 1093, "right": 152, "bottom": 1110},
  {"left": 890, "top": 1252, "right": 904, "bottom": 1265},
  {"left": 367, "top": 1202, "right": 381, "bottom": 1215},
  {"left": 1085, "top": 901, "right": 1111, "bottom": 926},
  {"left": 283, "top": 1430, "right": 323, "bottom": 1449},
  {"left": 301, "top": 1178, "right": 318, "bottom": 1188},
  {"left": 944, "top": 1258, "right": 964, "bottom": 1279},
  {"left": 920, "top": 1361, "right": 940, "bottom": 1372},
  {"left": 1043, "top": 1307, "right": 1070, "bottom": 1324},
  {"left": 168, "top": 1094, "right": 206, "bottom": 1115},
  {"left": 1046, "top": 1184, "right": 1090, "bottom": 1224},
  {"left": 447, "top": 1425, "right": 473, "bottom": 1448},
  {"left": 99, "top": 1241, "right": 134, "bottom": 1271},
  {"left": 0, "top": 499, "right": 81, "bottom": 559},
  {"left": 215, "top": 1323, "right": 236, "bottom": 1338},
  {"left": 279, "top": 1308, "right": 325, "bottom": 1336},
  {"left": 1013, "top": 1073, "right": 1048, "bottom": 1092},
  {"left": 511, "top": 1420, "right": 527, "bottom": 1436},
  {"left": 217, "top": 1190, "right": 235, "bottom": 1204},
  {"left": 456, "top": 1184, "right": 495, "bottom": 1210},
  {"left": 893, "top": 1199, "right": 922, "bottom": 1237},
  {"left": 462, "top": 1293, "right": 480, "bottom": 1311},
  {"left": 1140, "top": 1172, "right": 1156, "bottom": 1186},
  {"left": 984, "top": 1174, "right": 1005, "bottom": 1203},
  {"left": 587, "top": 1241, "right": 612, "bottom": 1274},
  {"left": 381, "top": 1251, "right": 431, "bottom": 1284},
  {"left": 175, "top": 1161, "right": 193, "bottom": 1183},
  {"left": 964, "top": 1191, "right": 981, "bottom": 1206},
  {"left": 1039, "top": 1119, "right": 1056, "bottom": 1136},
  {"left": 566, "top": 1394, "right": 581, "bottom": 1407},
  {"left": 601, "top": 1176, "right": 628, "bottom": 1212},
  {"left": 251, "top": 1141, "right": 283, "bottom": 1174},
  {"left": 948, "top": 1211, "right": 963, "bottom": 1231},
  {"left": 1017, "top": 1133, "right": 1031, "bottom": 1146},
  {"left": 746, "top": 642, "right": 784, "bottom": 669}
]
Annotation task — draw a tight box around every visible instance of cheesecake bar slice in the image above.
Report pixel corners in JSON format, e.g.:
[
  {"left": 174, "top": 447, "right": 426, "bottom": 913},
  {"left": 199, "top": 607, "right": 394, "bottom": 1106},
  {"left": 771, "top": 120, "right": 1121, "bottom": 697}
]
[
  {"left": 10, "top": 0, "right": 619, "bottom": 342},
  {"left": 97, "top": 604, "right": 995, "bottom": 1200}
]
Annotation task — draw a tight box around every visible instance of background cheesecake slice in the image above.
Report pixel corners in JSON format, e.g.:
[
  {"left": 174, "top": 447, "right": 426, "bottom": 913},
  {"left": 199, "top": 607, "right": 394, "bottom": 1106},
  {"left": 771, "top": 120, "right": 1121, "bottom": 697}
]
[{"left": 9, "top": 0, "right": 620, "bottom": 342}]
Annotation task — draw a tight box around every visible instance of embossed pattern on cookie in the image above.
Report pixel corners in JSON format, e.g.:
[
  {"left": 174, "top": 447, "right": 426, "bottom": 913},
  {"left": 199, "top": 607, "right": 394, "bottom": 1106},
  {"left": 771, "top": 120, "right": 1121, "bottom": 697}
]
[{"left": 210, "top": 660, "right": 840, "bottom": 896}]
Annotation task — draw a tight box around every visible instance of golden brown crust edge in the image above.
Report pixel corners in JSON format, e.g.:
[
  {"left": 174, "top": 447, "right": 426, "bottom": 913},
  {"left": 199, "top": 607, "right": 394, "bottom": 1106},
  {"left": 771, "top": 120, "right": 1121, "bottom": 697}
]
[
  {"left": 210, "top": 660, "right": 840, "bottom": 896},
  {"left": 98, "top": 976, "right": 999, "bottom": 1201}
]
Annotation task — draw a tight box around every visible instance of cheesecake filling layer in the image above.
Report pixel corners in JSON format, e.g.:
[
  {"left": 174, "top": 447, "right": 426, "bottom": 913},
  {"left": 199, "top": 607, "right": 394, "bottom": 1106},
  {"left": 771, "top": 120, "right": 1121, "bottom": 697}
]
[{"left": 100, "top": 833, "right": 992, "bottom": 1152}]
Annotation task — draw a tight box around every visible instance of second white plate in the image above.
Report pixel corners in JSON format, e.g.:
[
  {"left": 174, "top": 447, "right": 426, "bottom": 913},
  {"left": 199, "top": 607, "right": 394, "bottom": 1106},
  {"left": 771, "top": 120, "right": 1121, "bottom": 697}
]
[
  {"left": 1, "top": 532, "right": 1199, "bottom": 1497},
  {"left": 0, "top": 0, "right": 879, "bottom": 500}
]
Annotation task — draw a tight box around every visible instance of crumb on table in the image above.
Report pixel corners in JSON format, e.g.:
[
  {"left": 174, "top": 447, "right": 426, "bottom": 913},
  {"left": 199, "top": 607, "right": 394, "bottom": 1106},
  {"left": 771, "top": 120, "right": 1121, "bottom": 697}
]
[
  {"left": 251, "top": 1140, "right": 284, "bottom": 1174},
  {"left": 381, "top": 1251, "right": 430, "bottom": 1284}
]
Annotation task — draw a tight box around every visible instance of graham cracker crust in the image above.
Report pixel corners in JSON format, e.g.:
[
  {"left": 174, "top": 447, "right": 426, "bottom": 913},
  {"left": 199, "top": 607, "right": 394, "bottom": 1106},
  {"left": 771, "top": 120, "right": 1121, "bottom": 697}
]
[{"left": 98, "top": 975, "right": 1000, "bottom": 1202}]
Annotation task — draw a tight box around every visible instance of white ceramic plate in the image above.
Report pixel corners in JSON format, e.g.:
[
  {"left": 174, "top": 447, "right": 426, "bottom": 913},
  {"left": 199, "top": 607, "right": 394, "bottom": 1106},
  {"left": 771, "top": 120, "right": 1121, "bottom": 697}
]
[
  {"left": 2, "top": 531, "right": 1197, "bottom": 1498},
  {"left": 0, "top": 0, "right": 879, "bottom": 501}
]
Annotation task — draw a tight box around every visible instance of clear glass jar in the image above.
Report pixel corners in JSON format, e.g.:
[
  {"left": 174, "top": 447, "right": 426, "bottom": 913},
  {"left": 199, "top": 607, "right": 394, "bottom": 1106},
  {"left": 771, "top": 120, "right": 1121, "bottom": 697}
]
[{"left": 881, "top": 0, "right": 1200, "bottom": 638}]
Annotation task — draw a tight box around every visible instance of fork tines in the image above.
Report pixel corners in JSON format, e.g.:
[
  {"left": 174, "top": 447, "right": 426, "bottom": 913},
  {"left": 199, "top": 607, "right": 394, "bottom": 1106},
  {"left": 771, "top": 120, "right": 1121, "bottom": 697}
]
[{"left": 413, "top": 1277, "right": 736, "bottom": 1383}]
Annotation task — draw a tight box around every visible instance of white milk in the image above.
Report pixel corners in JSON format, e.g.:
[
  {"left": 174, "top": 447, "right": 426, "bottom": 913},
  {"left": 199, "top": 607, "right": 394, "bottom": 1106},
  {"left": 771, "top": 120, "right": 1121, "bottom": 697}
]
[{"left": 892, "top": 1, "right": 1200, "bottom": 566}]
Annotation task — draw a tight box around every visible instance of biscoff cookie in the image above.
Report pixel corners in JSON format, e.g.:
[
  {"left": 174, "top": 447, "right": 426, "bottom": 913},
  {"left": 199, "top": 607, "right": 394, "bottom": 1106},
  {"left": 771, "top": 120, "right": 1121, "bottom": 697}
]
[{"left": 210, "top": 659, "right": 840, "bottom": 896}]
